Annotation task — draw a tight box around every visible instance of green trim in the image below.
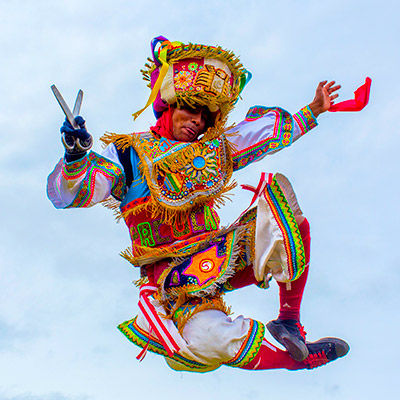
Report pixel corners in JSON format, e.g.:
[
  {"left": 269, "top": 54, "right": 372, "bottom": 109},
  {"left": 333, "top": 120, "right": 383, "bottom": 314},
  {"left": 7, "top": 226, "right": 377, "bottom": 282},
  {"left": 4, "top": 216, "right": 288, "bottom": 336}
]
[
  {"left": 118, "top": 317, "right": 213, "bottom": 372},
  {"left": 224, "top": 320, "right": 265, "bottom": 368}
]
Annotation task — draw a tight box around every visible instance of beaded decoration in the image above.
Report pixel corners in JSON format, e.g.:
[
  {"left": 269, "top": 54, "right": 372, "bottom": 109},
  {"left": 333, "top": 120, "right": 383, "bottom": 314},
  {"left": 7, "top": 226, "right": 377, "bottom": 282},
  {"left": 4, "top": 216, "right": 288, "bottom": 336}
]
[
  {"left": 263, "top": 175, "right": 306, "bottom": 281},
  {"left": 102, "top": 130, "right": 236, "bottom": 225},
  {"left": 136, "top": 37, "right": 251, "bottom": 122},
  {"left": 158, "top": 229, "right": 239, "bottom": 299},
  {"left": 62, "top": 152, "right": 125, "bottom": 207},
  {"left": 293, "top": 106, "right": 318, "bottom": 135}
]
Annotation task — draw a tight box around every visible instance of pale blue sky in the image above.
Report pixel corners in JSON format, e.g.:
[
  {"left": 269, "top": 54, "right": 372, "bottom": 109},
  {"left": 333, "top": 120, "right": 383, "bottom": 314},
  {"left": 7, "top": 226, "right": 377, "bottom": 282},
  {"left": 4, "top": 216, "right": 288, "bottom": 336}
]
[{"left": 1, "top": 1, "right": 399, "bottom": 399}]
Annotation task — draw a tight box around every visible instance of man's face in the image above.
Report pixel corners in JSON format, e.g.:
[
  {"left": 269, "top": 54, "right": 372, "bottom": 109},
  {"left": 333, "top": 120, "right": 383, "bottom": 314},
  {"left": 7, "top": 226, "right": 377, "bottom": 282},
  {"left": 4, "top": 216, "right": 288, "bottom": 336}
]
[{"left": 171, "top": 106, "right": 210, "bottom": 142}]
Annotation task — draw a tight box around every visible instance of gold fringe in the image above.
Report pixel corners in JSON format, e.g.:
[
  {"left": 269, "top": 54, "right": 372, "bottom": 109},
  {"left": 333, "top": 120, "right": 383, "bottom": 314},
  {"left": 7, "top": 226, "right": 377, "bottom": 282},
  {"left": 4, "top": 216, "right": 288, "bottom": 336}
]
[
  {"left": 133, "top": 276, "right": 149, "bottom": 287},
  {"left": 120, "top": 244, "right": 178, "bottom": 267},
  {"left": 140, "top": 43, "right": 246, "bottom": 119},
  {"left": 127, "top": 123, "right": 236, "bottom": 226},
  {"left": 161, "top": 291, "right": 189, "bottom": 317},
  {"left": 142, "top": 43, "right": 246, "bottom": 90},
  {"left": 173, "top": 296, "right": 232, "bottom": 335},
  {"left": 98, "top": 121, "right": 239, "bottom": 244},
  {"left": 100, "top": 196, "right": 123, "bottom": 221},
  {"left": 100, "top": 132, "right": 134, "bottom": 150},
  {"left": 119, "top": 224, "right": 234, "bottom": 268}
]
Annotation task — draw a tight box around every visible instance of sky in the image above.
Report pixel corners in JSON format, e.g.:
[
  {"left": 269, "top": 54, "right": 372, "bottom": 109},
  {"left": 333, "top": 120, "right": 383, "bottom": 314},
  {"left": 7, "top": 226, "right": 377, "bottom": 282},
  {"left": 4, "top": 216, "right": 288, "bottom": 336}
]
[{"left": 1, "top": 0, "right": 399, "bottom": 399}]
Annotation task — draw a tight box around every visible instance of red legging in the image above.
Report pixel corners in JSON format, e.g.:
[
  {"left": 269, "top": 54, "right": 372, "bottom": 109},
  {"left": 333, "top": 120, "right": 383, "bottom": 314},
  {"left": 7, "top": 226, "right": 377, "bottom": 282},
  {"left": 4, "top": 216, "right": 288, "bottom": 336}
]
[
  {"left": 240, "top": 338, "right": 305, "bottom": 370},
  {"left": 277, "top": 218, "right": 310, "bottom": 321},
  {"left": 226, "top": 219, "right": 311, "bottom": 322}
]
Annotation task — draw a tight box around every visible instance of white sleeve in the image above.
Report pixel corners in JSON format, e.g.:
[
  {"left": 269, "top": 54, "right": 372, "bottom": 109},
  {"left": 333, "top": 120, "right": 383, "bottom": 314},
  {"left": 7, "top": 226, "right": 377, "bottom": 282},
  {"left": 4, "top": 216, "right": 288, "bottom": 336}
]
[
  {"left": 47, "top": 145, "right": 125, "bottom": 209},
  {"left": 228, "top": 106, "right": 318, "bottom": 171}
]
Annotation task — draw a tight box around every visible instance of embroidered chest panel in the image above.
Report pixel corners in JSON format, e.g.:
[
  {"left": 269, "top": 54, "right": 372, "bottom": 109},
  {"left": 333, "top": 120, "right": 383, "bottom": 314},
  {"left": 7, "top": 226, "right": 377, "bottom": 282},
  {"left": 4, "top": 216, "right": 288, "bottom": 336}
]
[{"left": 133, "top": 133, "right": 233, "bottom": 210}]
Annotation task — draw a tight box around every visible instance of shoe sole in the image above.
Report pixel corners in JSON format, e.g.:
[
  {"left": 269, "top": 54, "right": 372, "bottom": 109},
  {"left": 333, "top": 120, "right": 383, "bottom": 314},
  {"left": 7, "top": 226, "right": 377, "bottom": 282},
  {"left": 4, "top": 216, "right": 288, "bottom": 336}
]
[
  {"left": 267, "top": 321, "right": 309, "bottom": 361},
  {"left": 275, "top": 173, "right": 303, "bottom": 217}
]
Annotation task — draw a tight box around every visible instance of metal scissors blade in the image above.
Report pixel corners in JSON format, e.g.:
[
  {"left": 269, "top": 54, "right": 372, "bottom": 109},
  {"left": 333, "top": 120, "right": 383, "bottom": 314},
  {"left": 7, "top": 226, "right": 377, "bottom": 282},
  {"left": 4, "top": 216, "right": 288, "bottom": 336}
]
[
  {"left": 51, "top": 85, "right": 83, "bottom": 129},
  {"left": 73, "top": 89, "right": 83, "bottom": 117}
]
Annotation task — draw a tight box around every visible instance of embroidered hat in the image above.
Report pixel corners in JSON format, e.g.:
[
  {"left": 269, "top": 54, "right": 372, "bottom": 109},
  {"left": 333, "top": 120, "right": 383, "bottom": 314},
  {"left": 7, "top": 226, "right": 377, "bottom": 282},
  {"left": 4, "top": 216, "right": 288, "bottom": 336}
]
[{"left": 133, "top": 36, "right": 252, "bottom": 120}]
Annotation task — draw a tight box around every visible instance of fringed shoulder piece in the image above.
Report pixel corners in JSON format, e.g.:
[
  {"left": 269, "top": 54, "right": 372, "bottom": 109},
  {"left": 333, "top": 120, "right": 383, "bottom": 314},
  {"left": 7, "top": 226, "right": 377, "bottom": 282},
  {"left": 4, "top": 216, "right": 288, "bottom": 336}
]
[
  {"left": 100, "top": 132, "right": 135, "bottom": 150},
  {"left": 129, "top": 125, "right": 236, "bottom": 225}
]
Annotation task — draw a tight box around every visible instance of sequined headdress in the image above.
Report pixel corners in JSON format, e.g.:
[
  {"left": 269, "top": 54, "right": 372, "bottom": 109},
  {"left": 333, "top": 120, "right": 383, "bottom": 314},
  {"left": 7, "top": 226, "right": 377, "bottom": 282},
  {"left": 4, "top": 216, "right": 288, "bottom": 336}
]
[{"left": 133, "top": 36, "right": 252, "bottom": 120}]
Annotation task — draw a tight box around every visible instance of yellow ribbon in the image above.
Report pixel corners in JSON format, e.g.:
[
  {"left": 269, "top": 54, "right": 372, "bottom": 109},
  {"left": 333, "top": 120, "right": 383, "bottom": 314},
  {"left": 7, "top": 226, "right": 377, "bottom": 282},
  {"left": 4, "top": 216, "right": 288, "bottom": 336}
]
[{"left": 132, "top": 40, "right": 183, "bottom": 121}]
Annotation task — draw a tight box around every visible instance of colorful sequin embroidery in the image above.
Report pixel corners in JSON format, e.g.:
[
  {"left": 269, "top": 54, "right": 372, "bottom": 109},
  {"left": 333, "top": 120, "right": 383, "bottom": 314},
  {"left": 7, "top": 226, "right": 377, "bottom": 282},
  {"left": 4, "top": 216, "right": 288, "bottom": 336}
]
[
  {"left": 293, "top": 105, "right": 318, "bottom": 135},
  {"left": 62, "top": 156, "right": 88, "bottom": 180},
  {"left": 224, "top": 319, "right": 265, "bottom": 368},
  {"left": 65, "top": 152, "right": 125, "bottom": 207},
  {"left": 133, "top": 133, "right": 233, "bottom": 210},
  {"left": 172, "top": 58, "right": 234, "bottom": 98},
  {"left": 125, "top": 205, "right": 220, "bottom": 248},
  {"left": 263, "top": 176, "right": 306, "bottom": 281},
  {"left": 159, "top": 230, "right": 238, "bottom": 298}
]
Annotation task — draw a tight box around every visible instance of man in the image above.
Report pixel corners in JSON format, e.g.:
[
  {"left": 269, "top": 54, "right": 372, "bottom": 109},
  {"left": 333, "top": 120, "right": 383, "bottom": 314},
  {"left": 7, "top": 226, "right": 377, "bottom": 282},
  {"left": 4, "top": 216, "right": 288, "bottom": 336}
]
[{"left": 48, "top": 36, "right": 350, "bottom": 372}]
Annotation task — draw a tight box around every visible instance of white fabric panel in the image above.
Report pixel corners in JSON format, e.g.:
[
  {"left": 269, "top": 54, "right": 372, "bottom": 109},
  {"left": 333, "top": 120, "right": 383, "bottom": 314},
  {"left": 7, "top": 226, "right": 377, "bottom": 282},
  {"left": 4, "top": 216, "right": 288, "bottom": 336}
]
[
  {"left": 228, "top": 111, "right": 306, "bottom": 161},
  {"left": 254, "top": 193, "right": 289, "bottom": 283},
  {"left": 101, "top": 143, "right": 123, "bottom": 168},
  {"left": 135, "top": 307, "right": 252, "bottom": 368},
  {"left": 181, "top": 309, "right": 251, "bottom": 365}
]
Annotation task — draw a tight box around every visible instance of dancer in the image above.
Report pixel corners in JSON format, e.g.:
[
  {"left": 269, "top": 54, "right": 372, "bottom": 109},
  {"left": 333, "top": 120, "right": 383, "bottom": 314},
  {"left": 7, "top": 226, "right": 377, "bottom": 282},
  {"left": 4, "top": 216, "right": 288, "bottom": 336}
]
[{"left": 48, "top": 36, "right": 369, "bottom": 372}]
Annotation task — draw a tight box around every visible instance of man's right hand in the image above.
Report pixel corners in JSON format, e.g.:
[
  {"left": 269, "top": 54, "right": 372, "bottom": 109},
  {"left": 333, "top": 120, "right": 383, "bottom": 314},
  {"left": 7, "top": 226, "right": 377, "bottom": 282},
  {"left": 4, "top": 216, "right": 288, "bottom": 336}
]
[{"left": 60, "top": 116, "right": 93, "bottom": 161}]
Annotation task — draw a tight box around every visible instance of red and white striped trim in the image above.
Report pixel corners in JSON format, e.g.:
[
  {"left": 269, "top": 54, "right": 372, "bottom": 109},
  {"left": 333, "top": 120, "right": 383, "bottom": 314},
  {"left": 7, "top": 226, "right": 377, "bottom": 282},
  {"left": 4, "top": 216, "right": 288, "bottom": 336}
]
[
  {"left": 239, "top": 172, "right": 273, "bottom": 218},
  {"left": 138, "top": 285, "right": 180, "bottom": 358}
]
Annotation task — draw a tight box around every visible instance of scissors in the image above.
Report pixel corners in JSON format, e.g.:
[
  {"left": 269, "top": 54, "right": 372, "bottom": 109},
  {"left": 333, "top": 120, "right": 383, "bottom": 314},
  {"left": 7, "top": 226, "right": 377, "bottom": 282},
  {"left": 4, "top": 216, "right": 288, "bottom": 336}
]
[{"left": 51, "top": 84, "right": 92, "bottom": 152}]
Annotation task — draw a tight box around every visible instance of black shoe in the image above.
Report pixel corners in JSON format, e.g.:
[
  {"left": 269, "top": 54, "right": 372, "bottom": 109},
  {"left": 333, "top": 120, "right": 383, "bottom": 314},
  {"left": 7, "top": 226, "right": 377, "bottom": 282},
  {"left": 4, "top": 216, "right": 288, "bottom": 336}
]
[
  {"left": 303, "top": 337, "right": 350, "bottom": 369},
  {"left": 266, "top": 319, "right": 309, "bottom": 361}
]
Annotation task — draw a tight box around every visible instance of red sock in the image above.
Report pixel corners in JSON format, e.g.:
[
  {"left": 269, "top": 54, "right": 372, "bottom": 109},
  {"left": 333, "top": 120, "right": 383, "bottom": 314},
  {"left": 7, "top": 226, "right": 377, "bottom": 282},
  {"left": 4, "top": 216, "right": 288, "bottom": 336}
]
[
  {"left": 225, "top": 263, "right": 259, "bottom": 289},
  {"left": 277, "top": 218, "right": 311, "bottom": 321},
  {"left": 240, "top": 339, "right": 304, "bottom": 370}
]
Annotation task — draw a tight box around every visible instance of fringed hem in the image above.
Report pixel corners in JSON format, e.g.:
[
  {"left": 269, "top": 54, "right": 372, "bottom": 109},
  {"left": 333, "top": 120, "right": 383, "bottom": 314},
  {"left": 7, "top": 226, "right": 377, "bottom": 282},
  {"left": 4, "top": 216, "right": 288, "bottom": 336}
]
[
  {"left": 142, "top": 44, "right": 245, "bottom": 82},
  {"left": 156, "top": 225, "right": 249, "bottom": 303},
  {"left": 101, "top": 196, "right": 123, "bottom": 220},
  {"left": 133, "top": 276, "right": 149, "bottom": 287},
  {"left": 141, "top": 43, "right": 247, "bottom": 118},
  {"left": 174, "top": 296, "right": 232, "bottom": 335},
  {"left": 119, "top": 229, "right": 218, "bottom": 267},
  {"left": 100, "top": 131, "right": 135, "bottom": 149}
]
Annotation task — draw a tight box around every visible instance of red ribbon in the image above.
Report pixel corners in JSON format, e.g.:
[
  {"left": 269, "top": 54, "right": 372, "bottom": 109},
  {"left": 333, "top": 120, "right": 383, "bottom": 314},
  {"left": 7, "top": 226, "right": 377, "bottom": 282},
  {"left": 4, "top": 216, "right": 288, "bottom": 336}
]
[{"left": 329, "top": 77, "right": 371, "bottom": 112}]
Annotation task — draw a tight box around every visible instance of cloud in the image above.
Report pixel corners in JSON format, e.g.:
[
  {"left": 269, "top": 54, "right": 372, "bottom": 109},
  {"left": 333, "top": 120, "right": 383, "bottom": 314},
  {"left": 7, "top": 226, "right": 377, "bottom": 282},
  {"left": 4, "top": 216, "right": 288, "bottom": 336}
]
[{"left": 0, "top": 392, "right": 89, "bottom": 400}]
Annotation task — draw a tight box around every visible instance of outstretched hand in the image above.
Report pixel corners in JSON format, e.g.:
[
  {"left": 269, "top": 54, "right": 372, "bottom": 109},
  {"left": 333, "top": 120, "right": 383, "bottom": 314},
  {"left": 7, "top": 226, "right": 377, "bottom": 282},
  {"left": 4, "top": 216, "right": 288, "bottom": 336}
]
[
  {"left": 308, "top": 81, "right": 341, "bottom": 118},
  {"left": 60, "top": 116, "right": 93, "bottom": 161}
]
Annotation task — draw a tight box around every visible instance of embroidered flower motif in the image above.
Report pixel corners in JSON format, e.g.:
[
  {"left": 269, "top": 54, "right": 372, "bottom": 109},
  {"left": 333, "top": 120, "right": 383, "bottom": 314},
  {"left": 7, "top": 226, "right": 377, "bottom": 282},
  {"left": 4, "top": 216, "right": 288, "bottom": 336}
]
[
  {"left": 174, "top": 70, "right": 194, "bottom": 90},
  {"left": 185, "top": 148, "right": 218, "bottom": 183},
  {"left": 188, "top": 62, "right": 199, "bottom": 71}
]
